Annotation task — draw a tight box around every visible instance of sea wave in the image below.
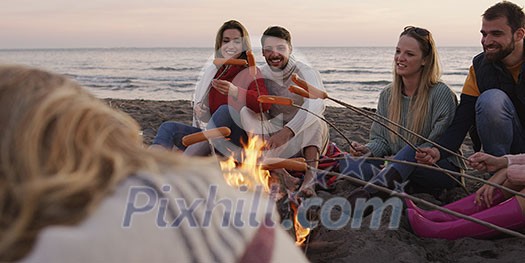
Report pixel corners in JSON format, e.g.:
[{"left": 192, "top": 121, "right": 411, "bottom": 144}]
[
  {"left": 320, "top": 69, "right": 391, "bottom": 74},
  {"left": 443, "top": 71, "right": 468, "bottom": 76},
  {"left": 324, "top": 80, "right": 391, "bottom": 86},
  {"left": 150, "top": 66, "right": 200, "bottom": 72}
]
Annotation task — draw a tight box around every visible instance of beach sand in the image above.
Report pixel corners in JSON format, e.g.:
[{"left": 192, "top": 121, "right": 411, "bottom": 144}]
[{"left": 106, "top": 98, "right": 525, "bottom": 263}]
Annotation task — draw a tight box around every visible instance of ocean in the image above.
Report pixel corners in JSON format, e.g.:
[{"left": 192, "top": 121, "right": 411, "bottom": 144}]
[{"left": 0, "top": 47, "right": 481, "bottom": 108}]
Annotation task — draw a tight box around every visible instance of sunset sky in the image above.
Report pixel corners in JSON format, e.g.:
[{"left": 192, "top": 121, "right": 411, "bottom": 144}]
[{"left": 1, "top": 0, "right": 513, "bottom": 49}]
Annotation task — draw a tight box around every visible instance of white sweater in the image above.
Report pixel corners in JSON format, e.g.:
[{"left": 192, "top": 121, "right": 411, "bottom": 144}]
[{"left": 21, "top": 160, "right": 308, "bottom": 263}]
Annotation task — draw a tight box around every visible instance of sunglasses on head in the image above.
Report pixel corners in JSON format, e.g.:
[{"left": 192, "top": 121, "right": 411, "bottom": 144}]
[{"left": 403, "top": 26, "right": 430, "bottom": 37}]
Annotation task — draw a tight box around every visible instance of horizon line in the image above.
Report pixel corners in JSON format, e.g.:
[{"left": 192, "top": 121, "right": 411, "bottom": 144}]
[{"left": 0, "top": 45, "right": 481, "bottom": 51}]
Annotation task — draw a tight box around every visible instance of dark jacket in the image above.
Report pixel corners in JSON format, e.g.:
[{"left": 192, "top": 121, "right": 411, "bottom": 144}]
[{"left": 437, "top": 50, "right": 525, "bottom": 156}]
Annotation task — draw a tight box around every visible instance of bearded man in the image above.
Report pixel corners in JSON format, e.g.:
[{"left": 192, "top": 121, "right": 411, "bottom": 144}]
[{"left": 417, "top": 1, "right": 525, "bottom": 166}]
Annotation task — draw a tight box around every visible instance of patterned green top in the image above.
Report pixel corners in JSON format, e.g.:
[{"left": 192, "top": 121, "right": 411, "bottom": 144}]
[{"left": 366, "top": 81, "right": 462, "bottom": 167}]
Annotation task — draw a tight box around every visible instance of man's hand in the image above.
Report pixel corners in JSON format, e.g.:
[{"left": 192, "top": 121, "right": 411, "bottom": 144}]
[
  {"left": 468, "top": 152, "right": 508, "bottom": 173},
  {"left": 415, "top": 147, "right": 440, "bottom": 165},
  {"left": 266, "top": 127, "right": 294, "bottom": 149},
  {"left": 349, "top": 141, "right": 370, "bottom": 157}
]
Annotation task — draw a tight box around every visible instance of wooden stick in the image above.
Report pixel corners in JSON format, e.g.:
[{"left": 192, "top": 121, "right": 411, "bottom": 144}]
[
  {"left": 312, "top": 167, "right": 525, "bottom": 239},
  {"left": 288, "top": 85, "right": 420, "bottom": 153},
  {"left": 317, "top": 155, "right": 525, "bottom": 199},
  {"left": 290, "top": 74, "right": 468, "bottom": 162},
  {"left": 257, "top": 95, "right": 358, "bottom": 153}
]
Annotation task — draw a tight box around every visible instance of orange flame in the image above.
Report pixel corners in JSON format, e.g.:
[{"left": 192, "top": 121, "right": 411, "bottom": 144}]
[
  {"left": 219, "top": 135, "right": 310, "bottom": 246},
  {"left": 220, "top": 135, "right": 270, "bottom": 192},
  {"left": 290, "top": 202, "right": 311, "bottom": 246}
]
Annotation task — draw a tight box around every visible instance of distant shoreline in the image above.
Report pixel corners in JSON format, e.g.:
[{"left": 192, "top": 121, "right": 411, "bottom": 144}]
[{"left": 0, "top": 46, "right": 481, "bottom": 51}]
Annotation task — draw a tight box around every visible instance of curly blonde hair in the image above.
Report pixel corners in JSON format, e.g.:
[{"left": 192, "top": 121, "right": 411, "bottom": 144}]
[{"left": 0, "top": 65, "right": 185, "bottom": 261}]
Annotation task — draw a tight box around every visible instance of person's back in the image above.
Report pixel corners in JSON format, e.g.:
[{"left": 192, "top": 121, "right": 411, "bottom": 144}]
[{"left": 0, "top": 65, "right": 307, "bottom": 262}]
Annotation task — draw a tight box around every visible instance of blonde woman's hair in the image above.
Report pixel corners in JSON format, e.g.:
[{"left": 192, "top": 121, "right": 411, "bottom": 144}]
[
  {"left": 0, "top": 65, "right": 186, "bottom": 261},
  {"left": 214, "top": 19, "right": 252, "bottom": 60},
  {"left": 388, "top": 26, "right": 441, "bottom": 144}
]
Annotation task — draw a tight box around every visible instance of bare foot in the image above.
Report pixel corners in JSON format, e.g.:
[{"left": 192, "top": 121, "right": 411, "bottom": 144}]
[{"left": 298, "top": 171, "right": 317, "bottom": 197}]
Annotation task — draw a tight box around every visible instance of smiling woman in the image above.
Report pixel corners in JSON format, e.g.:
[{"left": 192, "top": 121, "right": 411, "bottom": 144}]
[
  {"left": 150, "top": 20, "right": 270, "bottom": 156},
  {"left": 345, "top": 25, "right": 462, "bottom": 201}
]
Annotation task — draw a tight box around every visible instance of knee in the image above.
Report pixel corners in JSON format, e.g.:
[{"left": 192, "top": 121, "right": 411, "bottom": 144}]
[
  {"left": 476, "top": 89, "right": 512, "bottom": 113},
  {"left": 209, "top": 105, "right": 235, "bottom": 127},
  {"left": 158, "top": 121, "right": 177, "bottom": 134},
  {"left": 215, "top": 104, "right": 231, "bottom": 113}
]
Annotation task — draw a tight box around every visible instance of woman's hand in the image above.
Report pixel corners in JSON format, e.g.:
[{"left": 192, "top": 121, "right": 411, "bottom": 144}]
[
  {"left": 349, "top": 141, "right": 370, "bottom": 157},
  {"left": 415, "top": 147, "right": 440, "bottom": 165},
  {"left": 194, "top": 102, "right": 210, "bottom": 122},
  {"left": 475, "top": 168, "right": 507, "bottom": 207},
  {"left": 468, "top": 152, "right": 507, "bottom": 173},
  {"left": 211, "top": 79, "right": 239, "bottom": 98}
]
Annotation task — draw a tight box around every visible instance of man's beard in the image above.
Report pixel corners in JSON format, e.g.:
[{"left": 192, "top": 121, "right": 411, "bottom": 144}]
[{"left": 485, "top": 37, "right": 515, "bottom": 62}]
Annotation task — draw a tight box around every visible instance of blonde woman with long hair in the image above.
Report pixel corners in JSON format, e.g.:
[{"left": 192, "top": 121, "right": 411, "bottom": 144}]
[
  {"left": 345, "top": 26, "right": 461, "bottom": 200},
  {"left": 0, "top": 65, "right": 306, "bottom": 262}
]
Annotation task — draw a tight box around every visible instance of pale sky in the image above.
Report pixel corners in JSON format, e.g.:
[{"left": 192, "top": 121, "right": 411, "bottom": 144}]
[{"left": 0, "top": 0, "right": 515, "bottom": 49}]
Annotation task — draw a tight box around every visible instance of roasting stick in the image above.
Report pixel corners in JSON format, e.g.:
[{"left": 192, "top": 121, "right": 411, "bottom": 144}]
[
  {"left": 206, "top": 58, "right": 247, "bottom": 103},
  {"left": 258, "top": 95, "right": 358, "bottom": 152},
  {"left": 189, "top": 58, "right": 248, "bottom": 155},
  {"left": 290, "top": 75, "right": 469, "bottom": 194},
  {"left": 290, "top": 73, "right": 469, "bottom": 162},
  {"left": 263, "top": 91, "right": 464, "bottom": 194},
  {"left": 314, "top": 155, "right": 525, "bottom": 199},
  {"left": 246, "top": 50, "right": 268, "bottom": 145},
  {"left": 303, "top": 164, "right": 525, "bottom": 239},
  {"left": 196, "top": 58, "right": 249, "bottom": 158}
]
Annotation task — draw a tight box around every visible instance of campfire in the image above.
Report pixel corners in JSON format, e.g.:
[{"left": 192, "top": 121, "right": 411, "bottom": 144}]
[{"left": 219, "top": 135, "right": 311, "bottom": 246}]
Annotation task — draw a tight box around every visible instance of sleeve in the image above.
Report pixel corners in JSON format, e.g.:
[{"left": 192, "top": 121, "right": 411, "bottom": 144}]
[
  {"left": 461, "top": 66, "right": 481, "bottom": 97},
  {"left": 284, "top": 66, "right": 326, "bottom": 136},
  {"left": 419, "top": 83, "right": 458, "bottom": 148},
  {"left": 233, "top": 68, "right": 271, "bottom": 113},
  {"left": 436, "top": 93, "right": 477, "bottom": 159},
  {"left": 507, "top": 154, "right": 525, "bottom": 165},
  {"left": 366, "top": 89, "right": 392, "bottom": 157}
]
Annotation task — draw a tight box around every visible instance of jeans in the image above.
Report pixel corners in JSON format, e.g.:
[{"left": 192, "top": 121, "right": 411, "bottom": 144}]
[
  {"left": 152, "top": 105, "right": 247, "bottom": 153},
  {"left": 386, "top": 145, "right": 459, "bottom": 194},
  {"left": 152, "top": 122, "right": 200, "bottom": 150},
  {"left": 476, "top": 89, "right": 525, "bottom": 156},
  {"left": 340, "top": 145, "right": 459, "bottom": 195}
]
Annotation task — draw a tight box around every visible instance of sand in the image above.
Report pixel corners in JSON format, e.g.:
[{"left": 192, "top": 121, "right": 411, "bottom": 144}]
[{"left": 106, "top": 98, "right": 525, "bottom": 263}]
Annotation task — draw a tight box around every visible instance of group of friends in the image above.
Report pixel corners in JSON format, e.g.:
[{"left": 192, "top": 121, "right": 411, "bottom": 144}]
[
  {"left": 1, "top": 0, "right": 525, "bottom": 262},
  {"left": 151, "top": 1, "right": 525, "bottom": 240}
]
